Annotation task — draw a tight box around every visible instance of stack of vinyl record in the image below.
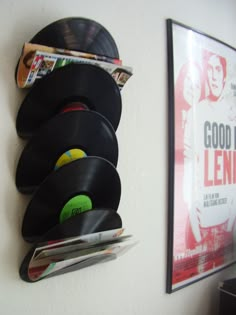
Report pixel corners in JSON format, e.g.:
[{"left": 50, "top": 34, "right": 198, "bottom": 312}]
[{"left": 15, "top": 17, "right": 135, "bottom": 282}]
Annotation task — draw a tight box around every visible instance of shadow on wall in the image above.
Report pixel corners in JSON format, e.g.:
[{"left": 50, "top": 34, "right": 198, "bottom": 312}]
[{"left": 0, "top": 13, "right": 59, "bottom": 280}]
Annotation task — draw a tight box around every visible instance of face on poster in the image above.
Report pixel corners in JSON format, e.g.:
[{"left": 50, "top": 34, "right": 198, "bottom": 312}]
[{"left": 167, "top": 20, "right": 236, "bottom": 293}]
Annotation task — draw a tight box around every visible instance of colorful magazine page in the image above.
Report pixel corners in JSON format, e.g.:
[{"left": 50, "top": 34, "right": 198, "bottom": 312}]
[
  {"left": 17, "top": 43, "right": 132, "bottom": 89},
  {"left": 35, "top": 235, "right": 131, "bottom": 261},
  {"left": 33, "top": 228, "right": 125, "bottom": 260},
  {"left": 27, "top": 237, "right": 137, "bottom": 281}
]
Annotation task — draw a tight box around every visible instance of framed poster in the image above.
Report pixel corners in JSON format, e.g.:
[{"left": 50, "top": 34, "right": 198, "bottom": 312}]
[{"left": 166, "top": 19, "right": 236, "bottom": 293}]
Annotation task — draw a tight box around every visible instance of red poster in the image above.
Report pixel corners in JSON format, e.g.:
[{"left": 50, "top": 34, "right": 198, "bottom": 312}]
[{"left": 167, "top": 20, "right": 236, "bottom": 292}]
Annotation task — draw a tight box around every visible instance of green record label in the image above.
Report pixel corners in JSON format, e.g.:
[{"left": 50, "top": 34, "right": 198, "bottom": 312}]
[{"left": 59, "top": 195, "right": 92, "bottom": 223}]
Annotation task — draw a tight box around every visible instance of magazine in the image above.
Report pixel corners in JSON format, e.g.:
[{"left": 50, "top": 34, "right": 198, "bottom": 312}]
[
  {"left": 34, "top": 228, "right": 125, "bottom": 259},
  {"left": 17, "top": 43, "right": 133, "bottom": 89},
  {"left": 26, "top": 229, "right": 137, "bottom": 281}
]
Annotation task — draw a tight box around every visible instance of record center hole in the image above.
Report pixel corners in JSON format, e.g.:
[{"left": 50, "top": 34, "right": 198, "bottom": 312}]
[
  {"left": 60, "top": 195, "right": 93, "bottom": 223},
  {"left": 60, "top": 101, "right": 89, "bottom": 113},
  {"left": 54, "top": 148, "right": 87, "bottom": 170}
]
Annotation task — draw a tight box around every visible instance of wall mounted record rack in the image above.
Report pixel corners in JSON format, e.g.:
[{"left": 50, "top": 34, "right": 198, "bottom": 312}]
[{"left": 15, "top": 17, "right": 136, "bottom": 282}]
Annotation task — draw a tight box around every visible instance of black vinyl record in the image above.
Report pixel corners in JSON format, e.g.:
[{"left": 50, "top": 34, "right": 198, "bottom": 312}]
[
  {"left": 16, "top": 110, "right": 118, "bottom": 194},
  {"left": 20, "top": 246, "right": 116, "bottom": 283},
  {"left": 30, "top": 17, "right": 119, "bottom": 59},
  {"left": 15, "top": 17, "right": 119, "bottom": 85},
  {"left": 39, "top": 208, "right": 122, "bottom": 242},
  {"left": 16, "top": 63, "right": 122, "bottom": 138},
  {"left": 22, "top": 157, "right": 121, "bottom": 242}
]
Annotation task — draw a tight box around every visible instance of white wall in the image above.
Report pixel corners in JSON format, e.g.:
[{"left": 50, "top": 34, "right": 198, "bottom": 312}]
[{"left": 0, "top": 0, "right": 236, "bottom": 314}]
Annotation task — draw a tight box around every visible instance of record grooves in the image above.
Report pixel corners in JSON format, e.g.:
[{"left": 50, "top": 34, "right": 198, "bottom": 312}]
[
  {"left": 15, "top": 17, "right": 132, "bottom": 282},
  {"left": 16, "top": 110, "right": 118, "bottom": 194},
  {"left": 16, "top": 63, "right": 122, "bottom": 138},
  {"left": 22, "top": 157, "right": 121, "bottom": 242},
  {"left": 30, "top": 17, "right": 119, "bottom": 59}
]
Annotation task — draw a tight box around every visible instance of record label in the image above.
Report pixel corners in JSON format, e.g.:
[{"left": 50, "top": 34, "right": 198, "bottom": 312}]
[
  {"left": 59, "top": 195, "right": 92, "bottom": 223},
  {"left": 55, "top": 148, "right": 87, "bottom": 170},
  {"left": 60, "top": 102, "right": 88, "bottom": 113}
]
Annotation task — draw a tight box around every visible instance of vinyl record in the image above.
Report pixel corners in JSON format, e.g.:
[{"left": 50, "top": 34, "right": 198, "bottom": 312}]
[
  {"left": 39, "top": 208, "right": 122, "bottom": 242},
  {"left": 16, "top": 63, "right": 122, "bottom": 138},
  {"left": 22, "top": 157, "right": 121, "bottom": 242},
  {"left": 15, "top": 17, "right": 119, "bottom": 85},
  {"left": 20, "top": 246, "right": 116, "bottom": 283},
  {"left": 30, "top": 17, "right": 119, "bottom": 59},
  {"left": 16, "top": 110, "right": 118, "bottom": 194}
]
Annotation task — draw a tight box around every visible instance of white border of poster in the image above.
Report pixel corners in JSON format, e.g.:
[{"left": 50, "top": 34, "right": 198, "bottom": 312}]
[{"left": 166, "top": 19, "right": 236, "bottom": 293}]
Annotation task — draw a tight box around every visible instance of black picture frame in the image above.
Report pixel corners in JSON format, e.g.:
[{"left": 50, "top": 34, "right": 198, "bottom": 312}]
[{"left": 166, "top": 19, "right": 236, "bottom": 293}]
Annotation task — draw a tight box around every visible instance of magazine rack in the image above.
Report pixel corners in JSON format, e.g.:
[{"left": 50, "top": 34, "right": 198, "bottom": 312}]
[{"left": 15, "top": 17, "right": 135, "bottom": 282}]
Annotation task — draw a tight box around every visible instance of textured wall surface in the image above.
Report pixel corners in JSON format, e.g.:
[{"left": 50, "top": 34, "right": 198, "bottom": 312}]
[{"left": 0, "top": 0, "right": 236, "bottom": 314}]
